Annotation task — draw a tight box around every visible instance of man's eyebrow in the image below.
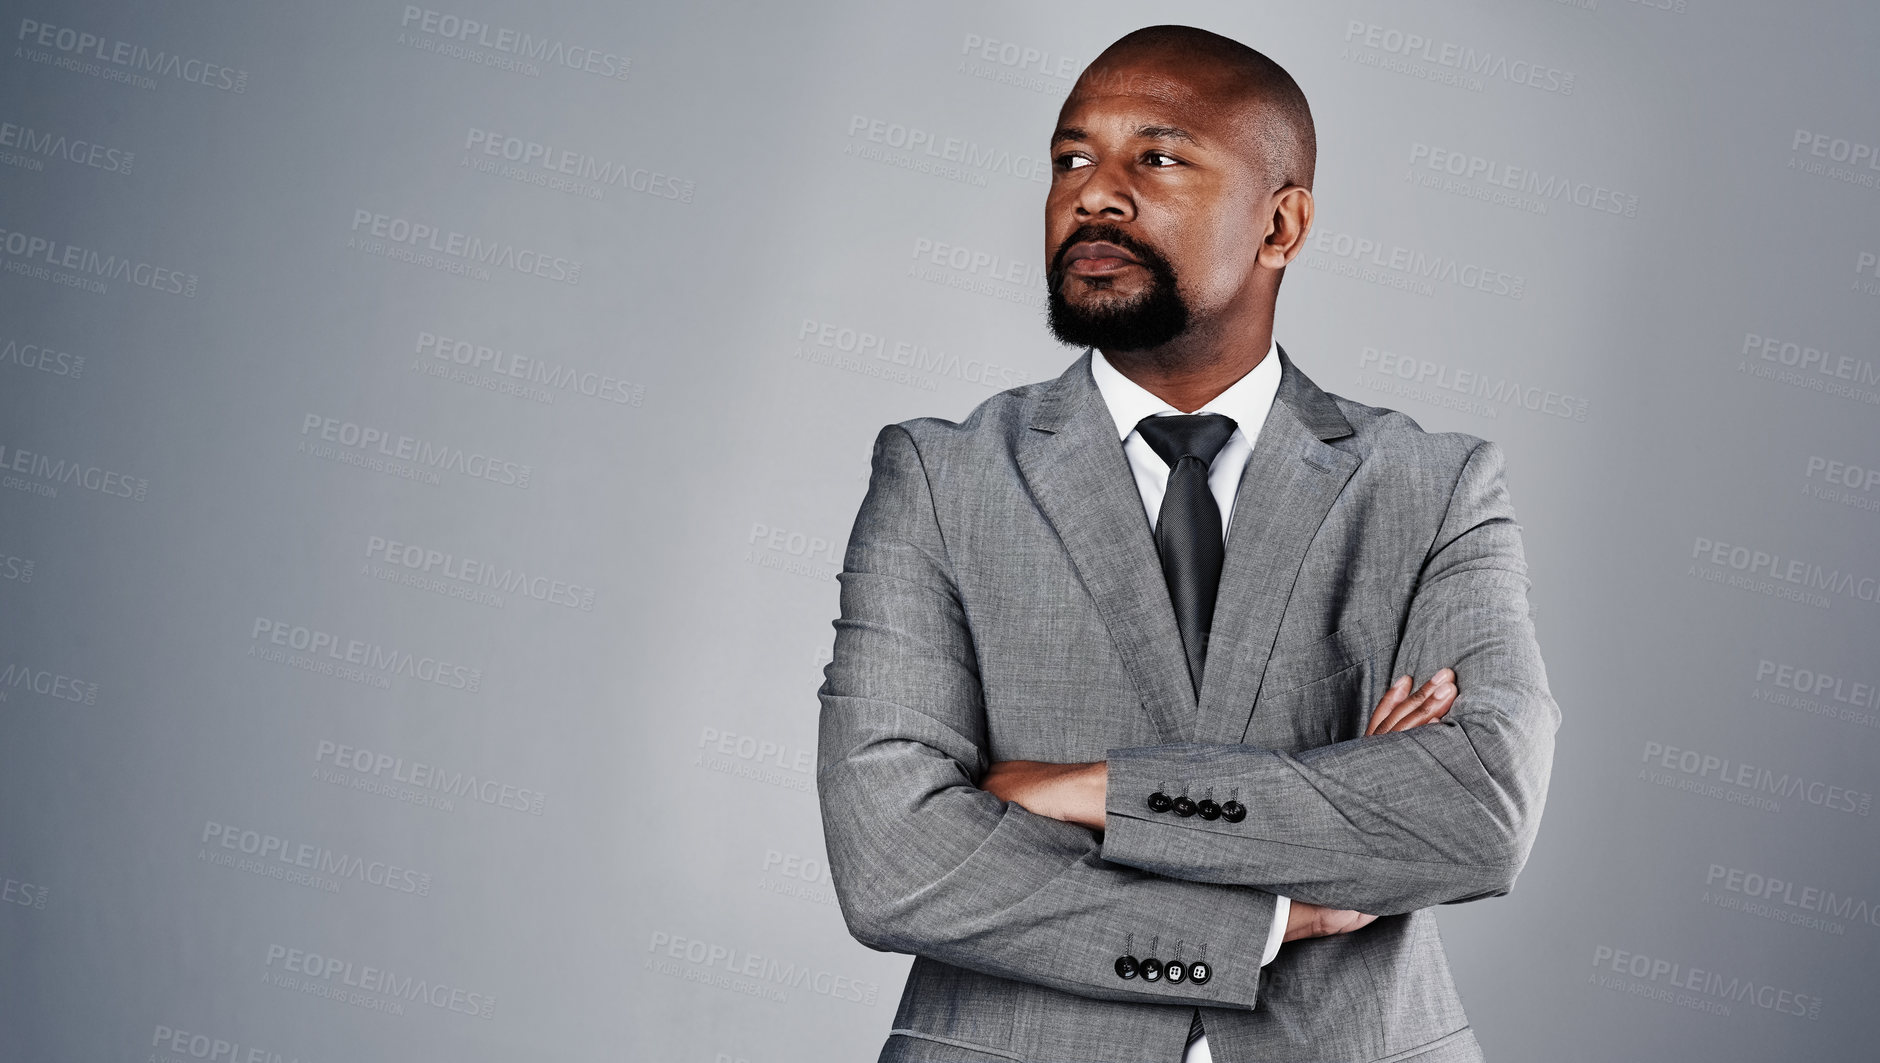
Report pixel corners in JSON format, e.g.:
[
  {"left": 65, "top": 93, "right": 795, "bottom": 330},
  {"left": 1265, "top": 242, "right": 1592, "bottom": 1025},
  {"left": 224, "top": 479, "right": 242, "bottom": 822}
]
[
  {"left": 1049, "top": 124, "right": 1199, "bottom": 147},
  {"left": 1134, "top": 125, "right": 1197, "bottom": 144}
]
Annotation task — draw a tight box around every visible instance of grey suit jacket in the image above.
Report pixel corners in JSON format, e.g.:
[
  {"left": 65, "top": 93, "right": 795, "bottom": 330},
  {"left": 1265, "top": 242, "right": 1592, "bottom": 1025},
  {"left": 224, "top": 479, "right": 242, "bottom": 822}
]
[{"left": 817, "top": 347, "right": 1559, "bottom": 1063}]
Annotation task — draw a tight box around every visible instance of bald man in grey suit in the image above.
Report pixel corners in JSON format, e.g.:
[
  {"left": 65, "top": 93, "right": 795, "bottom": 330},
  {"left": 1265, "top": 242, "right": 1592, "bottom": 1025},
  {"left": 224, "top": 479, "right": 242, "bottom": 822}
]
[{"left": 817, "top": 26, "right": 1559, "bottom": 1063}]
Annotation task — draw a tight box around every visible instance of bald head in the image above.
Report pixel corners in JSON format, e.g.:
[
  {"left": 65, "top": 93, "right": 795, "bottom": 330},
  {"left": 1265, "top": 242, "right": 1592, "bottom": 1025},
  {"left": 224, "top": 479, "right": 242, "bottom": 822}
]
[
  {"left": 1046, "top": 24, "right": 1320, "bottom": 376},
  {"left": 1070, "top": 25, "right": 1316, "bottom": 189}
]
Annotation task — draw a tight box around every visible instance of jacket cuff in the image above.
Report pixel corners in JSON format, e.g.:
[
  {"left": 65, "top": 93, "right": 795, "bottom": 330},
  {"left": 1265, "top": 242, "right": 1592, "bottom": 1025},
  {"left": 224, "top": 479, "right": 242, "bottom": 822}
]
[
  {"left": 1102, "top": 744, "right": 1255, "bottom": 863},
  {"left": 1099, "top": 880, "right": 1275, "bottom": 1009}
]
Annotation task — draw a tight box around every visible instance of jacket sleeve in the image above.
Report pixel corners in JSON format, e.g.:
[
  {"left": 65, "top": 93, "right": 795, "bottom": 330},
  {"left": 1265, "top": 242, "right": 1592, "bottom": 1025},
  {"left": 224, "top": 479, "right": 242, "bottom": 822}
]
[
  {"left": 818, "top": 424, "right": 1282, "bottom": 1008},
  {"left": 1099, "top": 440, "right": 1560, "bottom": 916}
]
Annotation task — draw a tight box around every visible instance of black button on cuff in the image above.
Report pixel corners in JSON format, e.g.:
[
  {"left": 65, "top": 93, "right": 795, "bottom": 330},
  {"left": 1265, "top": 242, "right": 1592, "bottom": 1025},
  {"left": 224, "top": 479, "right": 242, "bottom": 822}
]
[
  {"left": 1147, "top": 791, "right": 1173, "bottom": 813},
  {"left": 1115, "top": 955, "right": 1139, "bottom": 980},
  {"left": 1172, "top": 795, "right": 1197, "bottom": 817},
  {"left": 1220, "top": 800, "right": 1246, "bottom": 823},
  {"left": 1165, "top": 960, "right": 1187, "bottom": 984},
  {"left": 1189, "top": 961, "right": 1212, "bottom": 985},
  {"left": 1197, "top": 799, "right": 1221, "bottom": 820},
  {"left": 1140, "top": 958, "right": 1164, "bottom": 982}
]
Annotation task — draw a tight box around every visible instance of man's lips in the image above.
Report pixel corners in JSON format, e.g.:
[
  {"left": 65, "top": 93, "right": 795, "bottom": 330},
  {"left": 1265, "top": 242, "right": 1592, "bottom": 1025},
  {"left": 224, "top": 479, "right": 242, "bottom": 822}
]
[{"left": 1063, "top": 241, "right": 1142, "bottom": 275}]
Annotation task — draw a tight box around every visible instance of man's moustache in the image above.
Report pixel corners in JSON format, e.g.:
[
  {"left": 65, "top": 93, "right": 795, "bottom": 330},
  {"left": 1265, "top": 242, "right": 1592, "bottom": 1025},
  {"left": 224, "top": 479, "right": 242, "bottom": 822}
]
[{"left": 1056, "top": 230, "right": 1160, "bottom": 269}]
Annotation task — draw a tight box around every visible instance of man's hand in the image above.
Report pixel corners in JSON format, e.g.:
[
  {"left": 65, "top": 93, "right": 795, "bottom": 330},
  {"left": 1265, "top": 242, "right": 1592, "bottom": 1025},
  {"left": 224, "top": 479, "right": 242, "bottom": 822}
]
[
  {"left": 1364, "top": 668, "right": 1456, "bottom": 736},
  {"left": 1284, "top": 899, "right": 1378, "bottom": 941},
  {"left": 981, "top": 760, "right": 1107, "bottom": 830},
  {"left": 1290, "top": 668, "right": 1459, "bottom": 940}
]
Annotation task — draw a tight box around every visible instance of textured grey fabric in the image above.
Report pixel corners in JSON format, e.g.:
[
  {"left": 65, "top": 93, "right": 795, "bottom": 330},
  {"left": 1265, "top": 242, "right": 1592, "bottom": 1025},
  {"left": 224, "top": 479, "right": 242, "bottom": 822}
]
[{"left": 818, "top": 348, "right": 1559, "bottom": 1063}]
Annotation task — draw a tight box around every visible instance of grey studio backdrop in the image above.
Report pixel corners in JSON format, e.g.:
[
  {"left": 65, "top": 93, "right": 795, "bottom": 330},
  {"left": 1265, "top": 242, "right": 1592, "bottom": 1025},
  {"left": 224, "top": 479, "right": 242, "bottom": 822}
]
[{"left": 0, "top": 0, "right": 1876, "bottom": 1060}]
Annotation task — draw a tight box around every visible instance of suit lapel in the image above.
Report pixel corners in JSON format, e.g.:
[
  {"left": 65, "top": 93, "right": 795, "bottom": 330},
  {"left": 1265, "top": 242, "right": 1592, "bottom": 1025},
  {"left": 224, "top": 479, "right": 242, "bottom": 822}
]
[
  {"left": 1197, "top": 348, "right": 1360, "bottom": 745},
  {"left": 1017, "top": 352, "right": 1196, "bottom": 742}
]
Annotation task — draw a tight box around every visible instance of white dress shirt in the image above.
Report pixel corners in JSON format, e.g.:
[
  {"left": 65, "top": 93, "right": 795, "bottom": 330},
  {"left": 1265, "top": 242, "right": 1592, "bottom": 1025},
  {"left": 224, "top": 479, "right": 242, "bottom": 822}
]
[{"left": 1089, "top": 343, "right": 1289, "bottom": 1063}]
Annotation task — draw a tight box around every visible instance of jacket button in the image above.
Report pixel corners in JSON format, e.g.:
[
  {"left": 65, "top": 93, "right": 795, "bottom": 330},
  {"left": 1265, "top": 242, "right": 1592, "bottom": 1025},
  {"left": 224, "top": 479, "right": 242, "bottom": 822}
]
[
  {"left": 1147, "top": 791, "right": 1173, "bottom": 813},
  {"left": 1189, "top": 961, "right": 1212, "bottom": 985},
  {"left": 1172, "top": 795, "right": 1197, "bottom": 817},
  {"left": 1220, "top": 800, "right": 1246, "bottom": 823},
  {"left": 1140, "top": 958, "right": 1164, "bottom": 982},
  {"left": 1115, "top": 955, "right": 1139, "bottom": 980},
  {"left": 1165, "top": 960, "right": 1188, "bottom": 984},
  {"left": 1196, "top": 799, "right": 1221, "bottom": 820}
]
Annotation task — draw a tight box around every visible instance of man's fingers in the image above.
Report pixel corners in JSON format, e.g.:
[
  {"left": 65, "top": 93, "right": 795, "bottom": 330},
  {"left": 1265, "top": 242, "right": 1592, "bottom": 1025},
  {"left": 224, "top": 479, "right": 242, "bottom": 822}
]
[
  {"left": 1373, "top": 669, "right": 1456, "bottom": 734},
  {"left": 1364, "top": 675, "right": 1411, "bottom": 736},
  {"left": 1374, "top": 682, "right": 1433, "bottom": 734},
  {"left": 1286, "top": 902, "right": 1382, "bottom": 941},
  {"left": 1315, "top": 907, "right": 1378, "bottom": 938},
  {"left": 1386, "top": 683, "right": 1456, "bottom": 733},
  {"left": 1409, "top": 696, "right": 1453, "bottom": 730},
  {"left": 1342, "top": 912, "right": 1379, "bottom": 934}
]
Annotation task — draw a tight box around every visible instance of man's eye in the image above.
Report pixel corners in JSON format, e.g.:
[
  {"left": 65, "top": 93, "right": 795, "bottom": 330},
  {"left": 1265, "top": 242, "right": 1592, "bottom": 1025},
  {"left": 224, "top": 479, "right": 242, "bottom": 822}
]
[
  {"left": 1056, "top": 154, "right": 1093, "bottom": 170},
  {"left": 1144, "top": 151, "right": 1179, "bottom": 167}
]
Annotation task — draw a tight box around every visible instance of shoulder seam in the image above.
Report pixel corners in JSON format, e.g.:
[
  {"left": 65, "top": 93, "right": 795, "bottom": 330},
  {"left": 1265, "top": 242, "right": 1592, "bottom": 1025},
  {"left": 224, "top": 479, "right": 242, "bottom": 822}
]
[
  {"left": 1424, "top": 438, "right": 1491, "bottom": 566},
  {"left": 886, "top": 423, "right": 960, "bottom": 589}
]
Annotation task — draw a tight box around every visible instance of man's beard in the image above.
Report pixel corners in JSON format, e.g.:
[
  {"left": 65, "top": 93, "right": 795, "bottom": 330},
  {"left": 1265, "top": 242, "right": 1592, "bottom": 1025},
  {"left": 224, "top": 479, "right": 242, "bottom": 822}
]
[{"left": 1046, "top": 225, "right": 1190, "bottom": 352}]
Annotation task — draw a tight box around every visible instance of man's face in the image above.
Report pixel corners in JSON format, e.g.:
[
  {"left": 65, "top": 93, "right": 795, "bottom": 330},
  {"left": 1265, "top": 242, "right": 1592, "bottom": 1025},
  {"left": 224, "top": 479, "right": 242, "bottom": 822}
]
[{"left": 1045, "top": 57, "right": 1271, "bottom": 353}]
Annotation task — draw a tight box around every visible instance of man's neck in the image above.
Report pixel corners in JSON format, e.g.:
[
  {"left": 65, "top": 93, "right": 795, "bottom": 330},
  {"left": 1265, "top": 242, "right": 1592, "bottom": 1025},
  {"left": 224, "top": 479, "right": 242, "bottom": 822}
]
[{"left": 1100, "top": 322, "right": 1274, "bottom": 413}]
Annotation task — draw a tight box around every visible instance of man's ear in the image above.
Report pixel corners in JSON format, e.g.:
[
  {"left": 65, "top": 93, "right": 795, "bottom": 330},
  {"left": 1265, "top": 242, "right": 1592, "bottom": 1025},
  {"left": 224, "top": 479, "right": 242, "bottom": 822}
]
[{"left": 1259, "top": 185, "right": 1314, "bottom": 270}]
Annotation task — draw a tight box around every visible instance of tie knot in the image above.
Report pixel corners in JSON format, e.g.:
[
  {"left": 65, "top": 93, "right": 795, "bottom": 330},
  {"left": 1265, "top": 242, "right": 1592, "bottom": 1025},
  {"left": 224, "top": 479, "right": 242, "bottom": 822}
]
[{"left": 1134, "top": 413, "right": 1238, "bottom": 469}]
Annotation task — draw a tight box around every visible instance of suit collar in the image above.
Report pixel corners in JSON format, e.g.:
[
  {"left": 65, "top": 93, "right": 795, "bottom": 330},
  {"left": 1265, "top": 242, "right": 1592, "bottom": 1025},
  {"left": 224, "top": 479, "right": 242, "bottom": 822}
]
[
  {"left": 1087, "top": 341, "right": 1282, "bottom": 443},
  {"left": 1272, "top": 343, "right": 1355, "bottom": 443},
  {"left": 1021, "top": 346, "right": 1358, "bottom": 742},
  {"left": 1031, "top": 344, "right": 1352, "bottom": 443}
]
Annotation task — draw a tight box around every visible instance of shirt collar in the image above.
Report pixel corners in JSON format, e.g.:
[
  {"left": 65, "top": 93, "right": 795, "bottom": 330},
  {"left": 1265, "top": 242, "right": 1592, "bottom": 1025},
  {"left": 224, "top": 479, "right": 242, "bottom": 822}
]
[{"left": 1089, "top": 340, "right": 1282, "bottom": 442}]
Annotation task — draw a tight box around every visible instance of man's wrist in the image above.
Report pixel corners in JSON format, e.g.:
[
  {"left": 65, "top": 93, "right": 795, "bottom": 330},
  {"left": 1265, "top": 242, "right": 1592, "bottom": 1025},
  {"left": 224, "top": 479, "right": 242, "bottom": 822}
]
[{"left": 1071, "top": 761, "right": 1108, "bottom": 829}]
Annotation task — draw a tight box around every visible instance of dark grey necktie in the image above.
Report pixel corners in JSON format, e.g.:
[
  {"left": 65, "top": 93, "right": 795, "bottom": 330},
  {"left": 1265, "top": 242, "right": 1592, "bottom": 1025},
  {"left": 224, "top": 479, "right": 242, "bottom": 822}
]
[
  {"left": 1134, "top": 413, "right": 1238, "bottom": 698},
  {"left": 1136, "top": 413, "right": 1238, "bottom": 1050}
]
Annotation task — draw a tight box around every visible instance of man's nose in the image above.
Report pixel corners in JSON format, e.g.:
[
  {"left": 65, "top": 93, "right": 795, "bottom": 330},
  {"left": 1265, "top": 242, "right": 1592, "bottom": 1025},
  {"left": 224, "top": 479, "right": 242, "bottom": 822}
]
[{"left": 1072, "top": 159, "right": 1135, "bottom": 220}]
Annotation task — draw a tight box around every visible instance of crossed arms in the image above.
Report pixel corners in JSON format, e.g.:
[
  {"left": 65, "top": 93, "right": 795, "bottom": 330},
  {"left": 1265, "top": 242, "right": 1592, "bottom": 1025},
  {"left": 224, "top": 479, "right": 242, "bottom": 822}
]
[
  {"left": 981, "top": 671, "right": 1462, "bottom": 943},
  {"left": 816, "top": 426, "right": 1559, "bottom": 1009}
]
